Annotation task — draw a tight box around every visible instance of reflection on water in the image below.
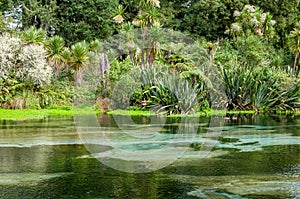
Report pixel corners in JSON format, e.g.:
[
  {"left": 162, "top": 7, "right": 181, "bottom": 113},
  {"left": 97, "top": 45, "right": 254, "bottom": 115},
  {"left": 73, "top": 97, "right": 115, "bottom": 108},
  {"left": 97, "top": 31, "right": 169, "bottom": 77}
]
[{"left": 0, "top": 114, "right": 299, "bottom": 198}]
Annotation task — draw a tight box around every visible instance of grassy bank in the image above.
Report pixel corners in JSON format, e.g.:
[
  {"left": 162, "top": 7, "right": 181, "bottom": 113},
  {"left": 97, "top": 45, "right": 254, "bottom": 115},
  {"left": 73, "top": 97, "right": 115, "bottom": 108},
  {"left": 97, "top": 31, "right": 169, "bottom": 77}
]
[
  {"left": 0, "top": 107, "right": 298, "bottom": 120},
  {"left": 0, "top": 106, "right": 101, "bottom": 120},
  {"left": 0, "top": 109, "right": 72, "bottom": 120}
]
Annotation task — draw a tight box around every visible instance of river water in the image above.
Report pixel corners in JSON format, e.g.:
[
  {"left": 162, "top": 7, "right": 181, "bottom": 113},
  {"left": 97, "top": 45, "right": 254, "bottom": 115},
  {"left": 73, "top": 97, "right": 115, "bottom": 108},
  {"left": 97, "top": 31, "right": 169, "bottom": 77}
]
[{"left": 0, "top": 114, "right": 300, "bottom": 198}]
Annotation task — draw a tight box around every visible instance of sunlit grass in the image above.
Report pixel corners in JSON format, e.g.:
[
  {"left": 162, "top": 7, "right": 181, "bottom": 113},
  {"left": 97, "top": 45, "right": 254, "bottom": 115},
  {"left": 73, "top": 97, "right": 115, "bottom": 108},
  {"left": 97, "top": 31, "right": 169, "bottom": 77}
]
[
  {"left": 0, "top": 109, "right": 71, "bottom": 120},
  {"left": 106, "top": 109, "right": 256, "bottom": 117},
  {"left": 0, "top": 106, "right": 102, "bottom": 120},
  {"left": 0, "top": 107, "right": 298, "bottom": 120},
  {"left": 106, "top": 109, "right": 155, "bottom": 116}
]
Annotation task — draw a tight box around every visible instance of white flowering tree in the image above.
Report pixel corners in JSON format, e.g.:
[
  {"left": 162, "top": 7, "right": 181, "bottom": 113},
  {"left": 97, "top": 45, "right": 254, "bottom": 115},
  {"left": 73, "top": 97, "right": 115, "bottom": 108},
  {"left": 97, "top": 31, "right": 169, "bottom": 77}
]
[
  {"left": 0, "top": 34, "right": 21, "bottom": 80},
  {"left": 18, "top": 44, "right": 52, "bottom": 87},
  {"left": 0, "top": 34, "right": 52, "bottom": 88},
  {"left": 225, "top": 5, "right": 277, "bottom": 41}
]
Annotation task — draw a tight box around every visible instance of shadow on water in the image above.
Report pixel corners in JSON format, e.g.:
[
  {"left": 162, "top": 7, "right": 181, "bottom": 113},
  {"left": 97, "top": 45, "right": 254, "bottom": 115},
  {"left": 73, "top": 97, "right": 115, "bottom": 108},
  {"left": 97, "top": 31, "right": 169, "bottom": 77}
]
[{"left": 0, "top": 114, "right": 299, "bottom": 198}]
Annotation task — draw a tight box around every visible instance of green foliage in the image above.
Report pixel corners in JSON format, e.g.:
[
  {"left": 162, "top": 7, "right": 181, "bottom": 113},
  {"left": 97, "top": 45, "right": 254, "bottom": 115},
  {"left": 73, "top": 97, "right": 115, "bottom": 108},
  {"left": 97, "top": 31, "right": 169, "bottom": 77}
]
[
  {"left": 45, "top": 35, "right": 69, "bottom": 76},
  {"left": 0, "top": 78, "right": 23, "bottom": 107},
  {"left": 225, "top": 5, "right": 277, "bottom": 41},
  {"left": 0, "top": 0, "right": 299, "bottom": 114},
  {"left": 248, "top": 0, "right": 300, "bottom": 47},
  {"left": 55, "top": 0, "right": 118, "bottom": 45},
  {"left": 0, "top": 76, "right": 73, "bottom": 109},
  {"left": 95, "top": 57, "right": 133, "bottom": 99},
  {"left": 234, "top": 33, "right": 276, "bottom": 67},
  {"left": 287, "top": 28, "right": 300, "bottom": 76},
  {"left": 20, "top": 26, "right": 47, "bottom": 44},
  {"left": 129, "top": 67, "right": 200, "bottom": 115},
  {"left": 221, "top": 62, "right": 300, "bottom": 111},
  {"left": 0, "top": 11, "right": 12, "bottom": 34},
  {"left": 0, "top": 0, "right": 10, "bottom": 13},
  {"left": 69, "top": 41, "right": 90, "bottom": 84},
  {"left": 17, "top": 0, "right": 58, "bottom": 31},
  {"left": 108, "top": 58, "right": 133, "bottom": 82},
  {"left": 0, "top": 107, "right": 91, "bottom": 120},
  {"left": 160, "top": 0, "right": 248, "bottom": 39}
]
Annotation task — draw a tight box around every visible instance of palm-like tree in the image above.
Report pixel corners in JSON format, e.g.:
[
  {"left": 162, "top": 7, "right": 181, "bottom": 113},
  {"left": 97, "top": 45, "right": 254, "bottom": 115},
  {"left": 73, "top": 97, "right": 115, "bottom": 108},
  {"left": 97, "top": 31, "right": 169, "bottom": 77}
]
[
  {"left": 112, "top": 0, "right": 161, "bottom": 68},
  {"left": 45, "top": 35, "right": 67, "bottom": 76},
  {"left": 89, "top": 39, "right": 102, "bottom": 52},
  {"left": 136, "top": 0, "right": 160, "bottom": 10},
  {"left": 139, "top": 6, "right": 160, "bottom": 27},
  {"left": 113, "top": 5, "right": 126, "bottom": 24},
  {"left": 69, "top": 41, "right": 90, "bottom": 85},
  {"left": 20, "top": 26, "right": 46, "bottom": 45},
  {"left": 287, "top": 28, "right": 300, "bottom": 76},
  {"left": 136, "top": 3, "right": 161, "bottom": 68}
]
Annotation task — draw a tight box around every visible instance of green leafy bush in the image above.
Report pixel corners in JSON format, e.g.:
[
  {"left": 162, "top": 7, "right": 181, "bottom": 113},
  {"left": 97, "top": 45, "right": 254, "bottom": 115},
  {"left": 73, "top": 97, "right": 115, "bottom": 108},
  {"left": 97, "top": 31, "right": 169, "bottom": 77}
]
[
  {"left": 128, "top": 67, "right": 200, "bottom": 115},
  {"left": 221, "top": 62, "right": 300, "bottom": 111}
]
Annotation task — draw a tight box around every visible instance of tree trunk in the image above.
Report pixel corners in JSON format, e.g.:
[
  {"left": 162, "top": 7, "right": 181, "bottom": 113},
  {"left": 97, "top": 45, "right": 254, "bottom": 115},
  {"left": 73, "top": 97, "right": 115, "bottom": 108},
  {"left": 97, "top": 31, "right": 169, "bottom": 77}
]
[
  {"left": 293, "top": 51, "right": 299, "bottom": 77},
  {"left": 99, "top": 53, "right": 110, "bottom": 77}
]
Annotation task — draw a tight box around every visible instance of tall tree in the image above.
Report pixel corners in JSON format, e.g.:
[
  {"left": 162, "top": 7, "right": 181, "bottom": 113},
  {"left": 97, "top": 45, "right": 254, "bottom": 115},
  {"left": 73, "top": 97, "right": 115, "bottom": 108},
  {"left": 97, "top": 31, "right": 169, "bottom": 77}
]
[
  {"left": 158, "top": 0, "right": 248, "bottom": 40},
  {"left": 69, "top": 41, "right": 90, "bottom": 84},
  {"left": 249, "top": 0, "right": 300, "bottom": 47},
  {"left": 17, "top": 0, "right": 58, "bottom": 32},
  {"left": 113, "top": 0, "right": 162, "bottom": 68},
  {"left": 45, "top": 35, "right": 69, "bottom": 76},
  {"left": 55, "top": 0, "right": 118, "bottom": 45},
  {"left": 287, "top": 28, "right": 300, "bottom": 76}
]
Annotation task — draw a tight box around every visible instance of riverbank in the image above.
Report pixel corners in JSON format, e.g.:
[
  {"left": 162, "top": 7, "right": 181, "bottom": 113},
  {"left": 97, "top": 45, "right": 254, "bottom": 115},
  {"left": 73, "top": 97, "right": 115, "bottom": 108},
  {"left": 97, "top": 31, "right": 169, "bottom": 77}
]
[
  {"left": 0, "top": 106, "right": 100, "bottom": 120},
  {"left": 1, "top": 106, "right": 299, "bottom": 120}
]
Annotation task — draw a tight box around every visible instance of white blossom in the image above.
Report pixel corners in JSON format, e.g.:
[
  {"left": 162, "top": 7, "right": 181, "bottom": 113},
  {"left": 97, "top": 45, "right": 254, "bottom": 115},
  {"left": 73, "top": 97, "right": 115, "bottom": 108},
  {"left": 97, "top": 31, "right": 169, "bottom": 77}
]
[
  {"left": 260, "top": 13, "right": 266, "bottom": 23},
  {"left": 152, "top": 0, "right": 160, "bottom": 8},
  {"left": 17, "top": 44, "right": 52, "bottom": 87},
  {"left": 0, "top": 35, "right": 52, "bottom": 87},
  {"left": 256, "top": 29, "right": 263, "bottom": 36},
  {"left": 245, "top": 5, "right": 255, "bottom": 13},
  {"left": 270, "top": 20, "right": 276, "bottom": 26},
  {"left": 233, "top": 11, "right": 240, "bottom": 17},
  {"left": 250, "top": 18, "right": 258, "bottom": 25},
  {"left": 113, "top": 15, "right": 124, "bottom": 24},
  {"left": 132, "top": 19, "right": 140, "bottom": 26},
  {"left": 153, "top": 20, "right": 160, "bottom": 27},
  {"left": 232, "top": 23, "right": 242, "bottom": 32},
  {"left": 0, "top": 34, "right": 22, "bottom": 80}
]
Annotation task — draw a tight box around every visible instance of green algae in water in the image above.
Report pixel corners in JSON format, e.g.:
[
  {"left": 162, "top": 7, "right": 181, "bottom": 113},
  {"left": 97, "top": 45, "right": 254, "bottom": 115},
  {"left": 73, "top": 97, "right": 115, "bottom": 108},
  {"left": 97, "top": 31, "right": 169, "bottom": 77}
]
[{"left": 0, "top": 114, "right": 300, "bottom": 198}]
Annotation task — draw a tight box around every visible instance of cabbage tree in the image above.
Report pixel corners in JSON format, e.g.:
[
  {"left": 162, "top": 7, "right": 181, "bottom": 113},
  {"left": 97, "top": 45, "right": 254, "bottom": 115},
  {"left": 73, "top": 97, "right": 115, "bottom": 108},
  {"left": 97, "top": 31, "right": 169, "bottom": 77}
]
[
  {"left": 287, "top": 28, "right": 300, "bottom": 76},
  {"left": 69, "top": 41, "right": 90, "bottom": 85},
  {"left": 45, "top": 35, "right": 68, "bottom": 77},
  {"left": 20, "top": 26, "right": 46, "bottom": 44}
]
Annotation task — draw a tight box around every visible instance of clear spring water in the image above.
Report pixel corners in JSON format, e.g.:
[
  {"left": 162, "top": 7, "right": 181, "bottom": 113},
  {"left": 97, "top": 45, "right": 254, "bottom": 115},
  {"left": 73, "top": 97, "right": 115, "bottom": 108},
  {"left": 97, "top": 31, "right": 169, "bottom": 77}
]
[{"left": 0, "top": 114, "right": 300, "bottom": 198}]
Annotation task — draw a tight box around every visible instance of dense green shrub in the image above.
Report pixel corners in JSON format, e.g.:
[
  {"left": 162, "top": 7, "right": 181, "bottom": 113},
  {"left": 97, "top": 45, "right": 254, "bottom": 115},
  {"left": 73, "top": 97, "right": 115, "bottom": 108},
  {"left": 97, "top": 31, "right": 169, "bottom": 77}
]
[
  {"left": 111, "top": 66, "right": 202, "bottom": 115},
  {"left": 220, "top": 61, "right": 300, "bottom": 111}
]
